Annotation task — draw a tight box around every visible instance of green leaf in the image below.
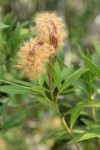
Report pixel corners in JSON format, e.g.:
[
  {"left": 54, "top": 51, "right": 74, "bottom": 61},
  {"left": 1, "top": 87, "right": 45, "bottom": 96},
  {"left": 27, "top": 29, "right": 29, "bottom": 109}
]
[
  {"left": 1, "top": 111, "right": 28, "bottom": 129},
  {"left": 36, "top": 96, "right": 55, "bottom": 111},
  {"left": 31, "top": 86, "right": 45, "bottom": 94},
  {"left": 61, "top": 66, "right": 73, "bottom": 80},
  {"left": 31, "top": 86, "right": 54, "bottom": 111},
  {"left": 86, "top": 49, "right": 92, "bottom": 60},
  {"left": 76, "top": 98, "right": 100, "bottom": 108},
  {"left": 60, "top": 87, "right": 77, "bottom": 94},
  {"left": 77, "top": 45, "right": 84, "bottom": 57},
  {"left": 50, "top": 63, "right": 60, "bottom": 87},
  {"left": 0, "top": 85, "right": 30, "bottom": 94},
  {"left": 96, "top": 88, "right": 100, "bottom": 94},
  {"left": 55, "top": 61, "right": 61, "bottom": 81},
  {"left": 0, "top": 23, "right": 9, "bottom": 29},
  {"left": 83, "top": 56, "right": 100, "bottom": 78},
  {"left": 12, "top": 79, "right": 33, "bottom": 87},
  {"left": 61, "top": 67, "right": 88, "bottom": 91},
  {"left": 90, "top": 125, "right": 100, "bottom": 134},
  {"left": 83, "top": 71, "right": 93, "bottom": 95},
  {"left": 69, "top": 132, "right": 100, "bottom": 143},
  {"left": 70, "top": 107, "right": 84, "bottom": 129},
  {"left": 91, "top": 83, "right": 100, "bottom": 95},
  {"left": 0, "top": 80, "right": 31, "bottom": 88},
  {"left": 81, "top": 102, "right": 100, "bottom": 108},
  {"left": 48, "top": 128, "right": 68, "bottom": 141},
  {"left": 59, "top": 100, "right": 72, "bottom": 108},
  {"left": 58, "top": 58, "right": 68, "bottom": 68},
  {"left": 38, "top": 74, "right": 45, "bottom": 86},
  {"left": 3, "top": 120, "right": 26, "bottom": 129},
  {"left": 81, "top": 118, "right": 95, "bottom": 126}
]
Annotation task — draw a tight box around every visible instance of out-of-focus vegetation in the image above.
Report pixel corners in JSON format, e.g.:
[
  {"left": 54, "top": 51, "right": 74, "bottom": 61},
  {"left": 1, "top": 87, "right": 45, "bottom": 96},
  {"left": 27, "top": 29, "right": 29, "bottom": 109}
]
[{"left": 0, "top": 0, "right": 100, "bottom": 150}]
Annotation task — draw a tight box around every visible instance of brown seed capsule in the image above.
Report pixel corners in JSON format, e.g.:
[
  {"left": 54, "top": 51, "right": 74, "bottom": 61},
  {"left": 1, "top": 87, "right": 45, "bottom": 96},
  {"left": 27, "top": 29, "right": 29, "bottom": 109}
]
[
  {"left": 34, "top": 12, "right": 67, "bottom": 49},
  {"left": 18, "top": 37, "right": 55, "bottom": 78}
]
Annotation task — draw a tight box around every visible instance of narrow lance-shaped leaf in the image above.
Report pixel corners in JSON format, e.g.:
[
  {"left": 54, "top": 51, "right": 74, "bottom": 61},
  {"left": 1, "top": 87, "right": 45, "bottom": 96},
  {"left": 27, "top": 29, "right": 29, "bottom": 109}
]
[
  {"left": 61, "top": 66, "right": 73, "bottom": 80},
  {"left": 55, "top": 61, "right": 61, "bottom": 81},
  {"left": 61, "top": 67, "right": 88, "bottom": 91},
  {"left": 0, "top": 79, "right": 31, "bottom": 88},
  {"left": 60, "top": 87, "right": 77, "bottom": 94},
  {"left": 0, "top": 23, "right": 9, "bottom": 29},
  {"left": 11, "top": 79, "right": 33, "bottom": 87},
  {"left": 83, "top": 55, "right": 100, "bottom": 78},
  {"left": 70, "top": 107, "right": 84, "bottom": 129},
  {"left": 1, "top": 111, "right": 28, "bottom": 129},
  {"left": 50, "top": 63, "right": 61, "bottom": 87},
  {"left": 35, "top": 96, "right": 55, "bottom": 111},
  {"left": 69, "top": 132, "right": 100, "bottom": 143},
  {"left": 81, "top": 118, "right": 95, "bottom": 127},
  {"left": 80, "top": 102, "right": 100, "bottom": 108},
  {"left": 49, "top": 128, "right": 67, "bottom": 141},
  {"left": 0, "top": 85, "right": 30, "bottom": 94},
  {"left": 31, "top": 86, "right": 45, "bottom": 94}
]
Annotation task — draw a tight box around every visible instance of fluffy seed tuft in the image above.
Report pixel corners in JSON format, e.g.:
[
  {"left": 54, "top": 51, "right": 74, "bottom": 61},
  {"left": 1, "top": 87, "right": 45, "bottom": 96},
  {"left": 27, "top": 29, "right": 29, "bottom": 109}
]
[
  {"left": 18, "top": 37, "right": 55, "bottom": 78},
  {"left": 34, "top": 12, "right": 67, "bottom": 49},
  {"left": 18, "top": 12, "right": 67, "bottom": 78}
]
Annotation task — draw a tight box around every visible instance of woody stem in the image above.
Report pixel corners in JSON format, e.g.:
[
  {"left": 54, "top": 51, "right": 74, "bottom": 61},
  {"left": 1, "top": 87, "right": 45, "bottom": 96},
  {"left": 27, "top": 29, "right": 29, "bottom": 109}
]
[{"left": 48, "top": 63, "right": 53, "bottom": 100}]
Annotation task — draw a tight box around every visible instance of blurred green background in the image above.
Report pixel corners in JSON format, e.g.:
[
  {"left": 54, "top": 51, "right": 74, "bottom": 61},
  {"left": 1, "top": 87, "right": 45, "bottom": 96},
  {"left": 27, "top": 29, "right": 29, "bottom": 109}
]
[{"left": 0, "top": 0, "right": 100, "bottom": 150}]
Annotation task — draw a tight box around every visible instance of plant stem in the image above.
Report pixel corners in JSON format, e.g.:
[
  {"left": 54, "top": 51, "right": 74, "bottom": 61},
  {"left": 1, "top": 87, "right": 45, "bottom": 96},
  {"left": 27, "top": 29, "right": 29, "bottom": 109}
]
[
  {"left": 90, "top": 96, "right": 100, "bottom": 148},
  {"left": 48, "top": 59, "right": 81, "bottom": 150},
  {"left": 48, "top": 63, "right": 53, "bottom": 101},
  {"left": 91, "top": 107, "right": 96, "bottom": 122},
  {"left": 90, "top": 95, "right": 96, "bottom": 122},
  {"left": 54, "top": 102, "right": 82, "bottom": 150}
]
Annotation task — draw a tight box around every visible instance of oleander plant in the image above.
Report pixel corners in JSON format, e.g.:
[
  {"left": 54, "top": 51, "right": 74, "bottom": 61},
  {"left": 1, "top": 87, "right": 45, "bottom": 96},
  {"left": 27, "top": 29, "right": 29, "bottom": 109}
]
[{"left": 0, "top": 11, "right": 100, "bottom": 150}]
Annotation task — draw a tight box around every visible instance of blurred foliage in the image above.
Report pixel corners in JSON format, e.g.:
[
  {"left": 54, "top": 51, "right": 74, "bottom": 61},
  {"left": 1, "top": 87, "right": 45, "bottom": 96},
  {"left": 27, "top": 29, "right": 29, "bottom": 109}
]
[{"left": 0, "top": 0, "right": 100, "bottom": 150}]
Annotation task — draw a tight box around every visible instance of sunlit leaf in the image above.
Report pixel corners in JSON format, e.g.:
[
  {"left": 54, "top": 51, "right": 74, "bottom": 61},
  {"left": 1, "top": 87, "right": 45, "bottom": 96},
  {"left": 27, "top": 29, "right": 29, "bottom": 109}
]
[
  {"left": 61, "top": 66, "right": 73, "bottom": 80},
  {"left": 60, "top": 87, "right": 77, "bottom": 94},
  {"left": 35, "top": 96, "right": 55, "bottom": 111},
  {"left": 70, "top": 107, "right": 84, "bottom": 129},
  {"left": 12, "top": 79, "right": 33, "bottom": 87},
  {"left": 83, "top": 56, "right": 100, "bottom": 78},
  {"left": 55, "top": 61, "right": 61, "bottom": 81},
  {"left": 0, "top": 23, "right": 9, "bottom": 29},
  {"left": 69, "top": 132, "right": 100, "bottom": 143},
  {"left": 31, "top": 86, "right": 45, "bottom": 94},
  {"left": 0, "top": 85, "right": 30, "bottom": 94},
  {"left": 48, "top": 128, "right": 68, "bottom": 141},
  {"left": 50, "top": 63, "right": 60, "bottom": 87},
  {"left": 77, "top": 99, "right": 100, "bottom": 108},
  {"left": 61, "top": 67, "right": 88, "bottom": 91}
]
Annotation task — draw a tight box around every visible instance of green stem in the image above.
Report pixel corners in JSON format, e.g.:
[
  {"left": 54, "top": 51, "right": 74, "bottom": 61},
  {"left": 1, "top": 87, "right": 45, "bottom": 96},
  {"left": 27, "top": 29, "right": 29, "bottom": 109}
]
[
  {"left": 90, "top": 96, "right": 100, "bottom": 148},
  {"left": 54, "top": 102, "right": 82, "bottom": 150},
  {"left": 91, "top": 107, "right": 96, "bottom": 122},
  {"left": 48, "top": 58, "right": 81, "bottom": 150},
  {"left": 90, "top": 95, "right": 96, "bottom": 122}
]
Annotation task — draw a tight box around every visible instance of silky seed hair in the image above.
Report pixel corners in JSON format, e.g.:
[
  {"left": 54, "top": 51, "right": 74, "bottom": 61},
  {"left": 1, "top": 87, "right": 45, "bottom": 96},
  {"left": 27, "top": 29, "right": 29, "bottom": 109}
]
[
  {"left": 34, "top": 12, "right": 67, "bottom": 49},
  {"left": 18, "top": 37, "right": 55, "bottom": 78}
]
